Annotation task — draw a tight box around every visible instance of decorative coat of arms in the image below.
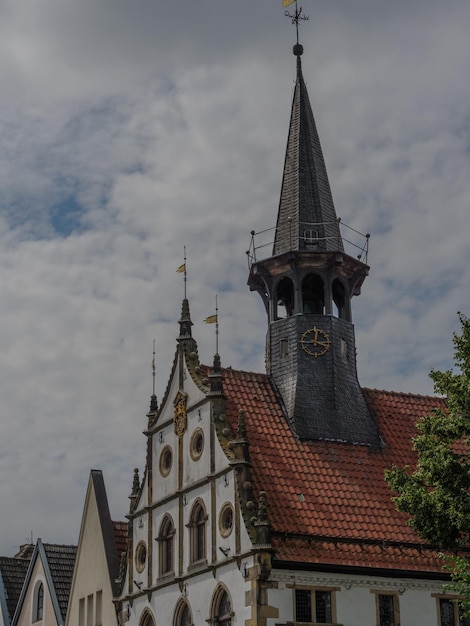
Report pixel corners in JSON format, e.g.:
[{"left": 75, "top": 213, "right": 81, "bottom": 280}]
[{"left": 173, "top": 391, "right": 188, "bottom": 437}]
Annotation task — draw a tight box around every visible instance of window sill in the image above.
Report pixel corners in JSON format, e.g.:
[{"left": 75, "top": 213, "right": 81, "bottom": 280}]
[
  {"left": 187, "top": 559, "right": 208, "bottom": 572},
  {"left": 292, "top": 623, "right": 342, "bottom": 626}
]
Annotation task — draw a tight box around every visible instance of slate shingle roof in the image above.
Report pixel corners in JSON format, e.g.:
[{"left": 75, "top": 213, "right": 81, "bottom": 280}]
[
  {"left": 0, "top": 556, "right": 31, "bottom": 621},
  {"left": 42, "top": 544, "right": 77, "bottom": 622},
  {"left": 222, "top": 367, "right": 447, "bottom": 574},
  {"left": 274, "top": 51, "right": 342, "bottom": 255}
]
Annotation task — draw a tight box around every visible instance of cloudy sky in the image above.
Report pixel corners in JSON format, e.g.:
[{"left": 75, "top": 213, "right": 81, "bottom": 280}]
[{"left": 0, "top": 0, "right": 469, "bottom": 554}]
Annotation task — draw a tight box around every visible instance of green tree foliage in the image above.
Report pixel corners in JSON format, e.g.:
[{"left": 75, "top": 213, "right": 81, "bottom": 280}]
[{"left": 386, "top": 313, "right": 470, "bottom": 608}]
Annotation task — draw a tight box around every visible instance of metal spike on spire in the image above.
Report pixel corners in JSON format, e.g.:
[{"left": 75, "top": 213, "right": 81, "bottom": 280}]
[
  {"left": 284, "top": 0, "right": 309, "bottom": 46},
  {"left": 152, "top": 339, "right": 156, "bottom": 396},
  {"left": 149, "top": 338, "right": 158, "bottom": 413}
]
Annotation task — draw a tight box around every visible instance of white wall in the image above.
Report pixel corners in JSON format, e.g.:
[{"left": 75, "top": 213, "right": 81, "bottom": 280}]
[{"left": 268, "top": 569, "right": 447, "bottom": 626}]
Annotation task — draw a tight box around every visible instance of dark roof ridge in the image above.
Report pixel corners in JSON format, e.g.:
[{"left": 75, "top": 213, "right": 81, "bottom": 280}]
[
  {"left": 89, "top": 470, "right": 121, "bottom": 597},
  {"left": 271, "top": 529, "right": 454, "bottom": 552},
  {"left": 202, "top": 364, "right": 269, "bottom": 378},
  {"left": 363, "top": 387, "right": 444, "bottom": 401}
]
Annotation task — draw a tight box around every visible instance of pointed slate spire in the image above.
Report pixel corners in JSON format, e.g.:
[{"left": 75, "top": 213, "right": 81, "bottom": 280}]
[
  {"left": 274, "top": 44, "right": 343, "bottom": 256},
  {"left": 248, "top": 40, "right": 379, "bottom": 447}
]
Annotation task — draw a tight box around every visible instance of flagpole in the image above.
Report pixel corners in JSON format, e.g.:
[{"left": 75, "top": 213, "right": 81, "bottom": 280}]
[
  {"left": 183, "top": 246, "right": 187, "bottom": 300},
  {"left": 176, "top": 248, "right": 188, "bottom": 298},
  {"left": 215, "top": 294, "right": 219, "bottom": 355},
  {"left": 203, "top": 296, "right": 219, "bottom": 355},
  {"left": 152, "top": 338, "right": 156, "bottom": 398}
]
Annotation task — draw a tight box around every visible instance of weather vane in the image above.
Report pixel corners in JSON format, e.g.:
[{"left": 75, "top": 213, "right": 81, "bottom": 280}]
[{"left": 283, "top": 0, "right": 309, "bottom": 45}]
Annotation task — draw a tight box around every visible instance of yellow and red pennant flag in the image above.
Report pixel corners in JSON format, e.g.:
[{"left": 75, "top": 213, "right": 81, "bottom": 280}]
[
  {"left": 204, "top": 314, "right": 218, "bottom": 324},
  {"left": 282, "top": 0, "right": 296, "bottom": 7},
  {"left": 176, "top": 263, "right": 186, "bottom": 273}
]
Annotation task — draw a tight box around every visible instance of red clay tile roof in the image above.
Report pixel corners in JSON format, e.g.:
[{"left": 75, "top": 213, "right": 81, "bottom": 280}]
[
  {"left": 113, "top": 521, "right": 128, "bottom": 558},
  {"left": 222, "top": 367, "right": 447, "bottom": 574}
]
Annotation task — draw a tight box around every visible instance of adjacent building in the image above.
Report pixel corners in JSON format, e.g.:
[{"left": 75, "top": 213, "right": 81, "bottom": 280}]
[
  {"left": 0, "top": 547, "right": 32, "bottom": 626},
  {"left": 11, "top": 541, "right": 76, "bottom": 626},
  {"left": 66, "top": 470, "right": 127, "bottom": 626}
]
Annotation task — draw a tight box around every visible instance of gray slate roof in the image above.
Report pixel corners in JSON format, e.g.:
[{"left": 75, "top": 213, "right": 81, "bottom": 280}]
[
  {"left": 0, "top": 556, "right": 31, "bottom": 622},
  {"left": 89, "top": 469, "right": 125, "bottom": 597},
  {"left": 11, "top": 541, "right": 76, "bottom": 626},
  {"left": 274, "top": 48, "right": 343, "bottom": 256},
  {"left": 42, "top": 544, "right": 77, "bottom": 623}
]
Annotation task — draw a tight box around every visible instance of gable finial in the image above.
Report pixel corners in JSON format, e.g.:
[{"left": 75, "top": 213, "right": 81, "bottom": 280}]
[
  {"left": 283, "top": 0, "right": 309, "bottom": 47},
  {"left": 131, "top": 467, "right": 140, "bottom": 495}
]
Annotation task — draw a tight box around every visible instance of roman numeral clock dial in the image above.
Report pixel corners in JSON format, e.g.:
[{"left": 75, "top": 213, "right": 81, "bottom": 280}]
[{"left": 300, "top": 327, "right": 331, "bottom": 357}]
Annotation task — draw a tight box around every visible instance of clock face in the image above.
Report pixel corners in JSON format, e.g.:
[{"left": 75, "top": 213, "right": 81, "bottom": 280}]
[{"left": 300, "top": 326, "right": 331, "bottom": 357}]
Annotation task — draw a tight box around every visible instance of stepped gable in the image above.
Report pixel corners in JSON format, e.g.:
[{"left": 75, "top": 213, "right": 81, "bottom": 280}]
[{"left": 221, "top": 366, "right": 447, "bottom": 574}]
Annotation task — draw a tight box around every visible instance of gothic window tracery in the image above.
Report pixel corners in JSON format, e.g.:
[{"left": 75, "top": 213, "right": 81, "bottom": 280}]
[
  {"left": 189, "top": 500, "right": 207, "bottom": 564},
  {"left": 140, "top": 610, "right": 156, "bottom": 626},
  {"left": 174, "top": 599, "right": 193, "bottom": 626},
  {"left": 211, "top": 586, "right": 233, "bottom": 626},
  {"left": 158, "top": 515, "right": 175, "bottom": 576}
]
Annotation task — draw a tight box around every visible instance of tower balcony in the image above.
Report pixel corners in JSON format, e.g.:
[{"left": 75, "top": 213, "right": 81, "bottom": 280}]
[{"left": 246, "top": 218, "right": 370, "bottom": 270}]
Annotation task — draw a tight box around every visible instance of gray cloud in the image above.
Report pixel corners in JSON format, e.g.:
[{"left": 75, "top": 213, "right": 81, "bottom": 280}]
[{"left": 0, "top": 0, "right": 469, "bottom": 553}]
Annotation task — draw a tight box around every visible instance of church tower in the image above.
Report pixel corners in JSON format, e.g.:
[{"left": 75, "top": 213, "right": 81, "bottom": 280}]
[{"left": 248, "top": 41, "right": 380, "bottom": 446}]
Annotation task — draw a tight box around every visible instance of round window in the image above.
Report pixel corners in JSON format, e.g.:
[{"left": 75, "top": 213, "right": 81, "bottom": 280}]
[
  {"left": 135, "top": 540, "right": 147, "bottom": 573},
  {"left": 159, "top": 446, "right": 173, "bottom": 477},
  {"left": 219, "top": 503, "right": 234, "bottom": 538},
  {"left": 190, "top": 429, "right": 204, "bottom": 461}
]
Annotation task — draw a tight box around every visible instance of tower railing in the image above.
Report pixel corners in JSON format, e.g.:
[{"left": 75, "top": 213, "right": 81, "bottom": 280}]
[{"left": 246, "top": 219, "right": 370, "bottom": 269}]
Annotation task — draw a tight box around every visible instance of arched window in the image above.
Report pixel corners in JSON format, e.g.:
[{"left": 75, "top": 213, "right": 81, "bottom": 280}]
[
  {"left": 174, "top": 599, "right": 193, "bottom": 626},
  {"left": 211, "top": 587, "right": 233, "bottom": 626},
  {"left": 140, "top": 610, "right": 156, "bottom": 626},
  {"left": 276, "top": 277, "right": 294, "bottom": 318},
  {"left": 189, "top": 501, "right": 207, "bottom": 563},
  {"left": 33, "top": 581, "right": 44, "bottom": 622},
  {"left": 302, "top": 274, "right": 324, "bottom": 314},
  {"left": 158, "top": 515, "right": 175, "bottom": 576},
  {"left": 332, "top": 279, "right": 346, "bottom": 319}
]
